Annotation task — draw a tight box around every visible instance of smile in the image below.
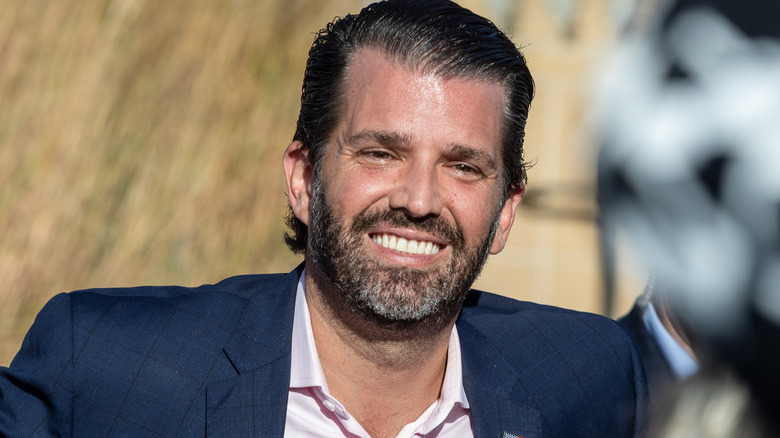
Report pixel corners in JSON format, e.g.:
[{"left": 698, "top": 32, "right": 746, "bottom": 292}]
[{"left": 370, "top": 233, "right": 441, "bottom": 255}]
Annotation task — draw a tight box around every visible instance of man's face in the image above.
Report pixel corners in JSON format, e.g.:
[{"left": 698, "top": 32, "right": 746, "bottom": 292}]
[{"left": 288, "top": 49, "right": 524, "bottom": 323}]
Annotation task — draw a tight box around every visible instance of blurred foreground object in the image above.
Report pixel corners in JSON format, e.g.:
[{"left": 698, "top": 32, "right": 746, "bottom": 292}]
[
  {"left": 595, "top": 0, "right": 780, "bottom": 424},
  {"left": 617, "top": 276, "right": 699, "bottom": 401},
  {"left": 646, "top": 366, "right": 776, "bottom": 438}
]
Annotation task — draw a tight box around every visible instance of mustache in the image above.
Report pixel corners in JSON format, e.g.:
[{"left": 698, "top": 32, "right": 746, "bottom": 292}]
[{"left": 351, "top": 209, "right": 465, "bottom": 248}]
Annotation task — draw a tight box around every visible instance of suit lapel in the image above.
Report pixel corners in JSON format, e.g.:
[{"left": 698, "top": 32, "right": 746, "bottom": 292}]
[
  {"left": 207, "top": 266, "right": 302, "bottom": 437},
  {"left": 458, "top": 316, "right": 544, "bottom": 438}
]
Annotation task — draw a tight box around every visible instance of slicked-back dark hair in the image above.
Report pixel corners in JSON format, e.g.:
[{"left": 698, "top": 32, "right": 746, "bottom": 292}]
[{"left": 285, "top": 0, "right": 534, "bottom": 253}]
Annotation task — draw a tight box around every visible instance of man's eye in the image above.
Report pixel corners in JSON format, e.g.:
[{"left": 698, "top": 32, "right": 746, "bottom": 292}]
[
  {"left": 453, "top": 164, "right": 477, "bottom": 173},
  {"left": 368, "top": 151, "right": 392, "bottom": 160}
]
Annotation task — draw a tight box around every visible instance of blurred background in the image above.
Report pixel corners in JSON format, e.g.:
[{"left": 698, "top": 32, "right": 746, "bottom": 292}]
[{"left": 0, "top": 0, "right": 648, "bottom": 365}]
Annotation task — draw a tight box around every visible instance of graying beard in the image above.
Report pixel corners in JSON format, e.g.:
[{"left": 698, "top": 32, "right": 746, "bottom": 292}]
[{"left": 307, "top": 173, "right": 501, "bottom": 324}]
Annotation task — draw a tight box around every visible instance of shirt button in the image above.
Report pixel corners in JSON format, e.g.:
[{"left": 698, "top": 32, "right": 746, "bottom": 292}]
[{"left": 322, "top": 399, "right": 337, "bottom": 412}]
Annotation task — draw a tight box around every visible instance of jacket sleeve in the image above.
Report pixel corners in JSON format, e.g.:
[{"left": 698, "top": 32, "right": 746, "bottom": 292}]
[{"left": 0, "top": 293, "right": 74, "bottom": 437}]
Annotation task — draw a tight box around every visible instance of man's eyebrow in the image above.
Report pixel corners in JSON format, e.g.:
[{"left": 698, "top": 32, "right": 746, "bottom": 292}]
[
  {"left": 345, "top": 130, "right": 412, "bottom": 147},
  {"left": 345, "top": 130, "right": 499, "bottom": 171},
  {"left": 446, "top": 143, "right": 499, "bottom": 172}
]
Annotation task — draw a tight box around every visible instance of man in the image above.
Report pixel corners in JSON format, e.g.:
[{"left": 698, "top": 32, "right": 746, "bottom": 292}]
[{"left": 1, "top": 1, "right": 647, "bottom": 437}]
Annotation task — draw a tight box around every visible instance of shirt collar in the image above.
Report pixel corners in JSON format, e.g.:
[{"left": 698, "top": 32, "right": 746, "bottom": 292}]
[
  {"left": 289, "top": 269, "right": 330, "bottom": 391},
  {"left": 288, "top": 268, "right": 469, "bottom": 412}
]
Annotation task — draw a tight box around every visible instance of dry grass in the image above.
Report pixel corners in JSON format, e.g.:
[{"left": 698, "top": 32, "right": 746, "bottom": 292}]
[{"left": 0, "top": 0, "right": 361, "bottom": 365}]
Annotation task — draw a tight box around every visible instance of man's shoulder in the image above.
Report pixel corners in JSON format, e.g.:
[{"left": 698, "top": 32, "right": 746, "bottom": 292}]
[
  {"left": 49, "top": 270, "right": 299, "bottom": 370},
  {"left": 458, "top": 292, "right": 647, "bottom": 437},
  {"left": 68, "top": 271, "right": 292, "bottom": 304},
  {"left": 60, "top": 270, "right": 298, "bottom": 332},
  {"left": 2, "top": 270, "right": 300, "bottom": 437},
  {"left": 458, "top": 289, "right": 632, "bottom": 347},
  {"left": 461, "top": 289, "right": 620, "bottom": 325}
]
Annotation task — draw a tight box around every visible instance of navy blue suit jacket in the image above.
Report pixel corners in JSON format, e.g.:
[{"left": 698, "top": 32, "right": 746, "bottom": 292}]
[{"left": 1, "top": 267, "right": 647, "bottom": 437}]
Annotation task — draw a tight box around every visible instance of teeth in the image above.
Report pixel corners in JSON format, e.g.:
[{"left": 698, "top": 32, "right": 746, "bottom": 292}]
[
  {"left": 371, "top": 233, "right": 440, "bottom": 255},
  {"left": 396, "top": 237, "right": 408, "bottom": 253}
]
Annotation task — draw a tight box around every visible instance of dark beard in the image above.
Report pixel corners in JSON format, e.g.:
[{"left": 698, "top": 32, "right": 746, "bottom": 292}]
[{"left": 307, "top": 180, "right": 500, "bottom": 327}]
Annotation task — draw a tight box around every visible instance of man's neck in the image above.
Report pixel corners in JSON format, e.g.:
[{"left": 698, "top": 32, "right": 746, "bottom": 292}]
[{"left": 304, "top": 267, "right": 458, "bottom": 438}]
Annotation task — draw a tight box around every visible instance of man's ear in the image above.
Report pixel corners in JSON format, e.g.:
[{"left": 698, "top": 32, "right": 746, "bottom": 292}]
[
  {"left": 283, "top": 141, "right": 313, "bottom": 226},
  {"left": 489, "top": 184, "right": 525, "bottom": 255}
]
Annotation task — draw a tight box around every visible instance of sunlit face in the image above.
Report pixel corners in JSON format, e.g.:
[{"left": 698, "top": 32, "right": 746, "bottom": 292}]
[{"left": 286, "top": 48, "right": 524, "bottom": 323}]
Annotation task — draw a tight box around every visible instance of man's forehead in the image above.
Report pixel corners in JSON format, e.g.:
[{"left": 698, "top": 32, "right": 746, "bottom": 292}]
[
  {"left": 342, "top": 49, "right": 505, "bottom": 120},
  {"left": 340, "top": 50, "right": 502, "bottom": 134}
]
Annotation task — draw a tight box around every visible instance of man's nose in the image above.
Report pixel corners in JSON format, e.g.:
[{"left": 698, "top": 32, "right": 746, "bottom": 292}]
[{"left": 388, "top": 165, "right": 444, "bottom": 218}]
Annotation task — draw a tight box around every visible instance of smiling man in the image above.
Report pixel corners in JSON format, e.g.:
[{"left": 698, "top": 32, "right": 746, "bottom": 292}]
[{"left": 1, "top": 1, "right": 646, "bottom": 437}]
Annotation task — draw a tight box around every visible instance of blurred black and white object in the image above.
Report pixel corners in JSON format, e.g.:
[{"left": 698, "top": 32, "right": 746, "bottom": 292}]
[{"left": 594, "top": 0, "right": 780, "bottom": 402}]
